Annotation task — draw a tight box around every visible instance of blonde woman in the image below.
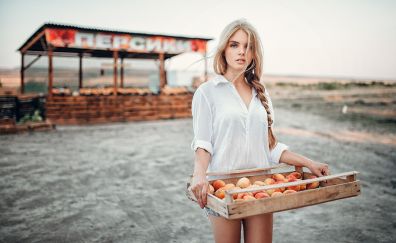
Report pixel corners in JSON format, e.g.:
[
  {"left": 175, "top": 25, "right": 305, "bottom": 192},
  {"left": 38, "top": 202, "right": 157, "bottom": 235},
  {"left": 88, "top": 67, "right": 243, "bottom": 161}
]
[{"left": 190, "top": 19, "right": 330, "bottom": 243}]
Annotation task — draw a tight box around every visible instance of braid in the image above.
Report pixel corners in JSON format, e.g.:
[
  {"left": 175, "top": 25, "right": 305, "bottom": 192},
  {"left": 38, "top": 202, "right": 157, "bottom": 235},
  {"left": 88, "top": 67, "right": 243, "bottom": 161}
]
[{"left": 245, "top": 61, "right": 278, "bottom": 150}]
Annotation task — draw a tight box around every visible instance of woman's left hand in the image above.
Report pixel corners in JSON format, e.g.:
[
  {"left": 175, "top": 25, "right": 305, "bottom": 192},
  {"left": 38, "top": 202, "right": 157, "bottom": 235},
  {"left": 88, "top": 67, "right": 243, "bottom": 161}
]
[{"left": 307, "top": 160, "right": 330, "bottom": 177}]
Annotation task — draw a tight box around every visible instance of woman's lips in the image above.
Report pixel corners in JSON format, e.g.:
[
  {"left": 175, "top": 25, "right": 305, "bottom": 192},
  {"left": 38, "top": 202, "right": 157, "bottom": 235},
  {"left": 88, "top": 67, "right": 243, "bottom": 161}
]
[{"left": 236, "top": 59, "right": 246, "bottom": 64}]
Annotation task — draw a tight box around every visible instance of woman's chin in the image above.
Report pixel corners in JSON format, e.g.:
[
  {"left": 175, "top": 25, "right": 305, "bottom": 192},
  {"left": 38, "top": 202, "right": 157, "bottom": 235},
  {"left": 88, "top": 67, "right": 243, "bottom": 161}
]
[{"left": 229, "top": 65, "right": 247, "bottom": 73}]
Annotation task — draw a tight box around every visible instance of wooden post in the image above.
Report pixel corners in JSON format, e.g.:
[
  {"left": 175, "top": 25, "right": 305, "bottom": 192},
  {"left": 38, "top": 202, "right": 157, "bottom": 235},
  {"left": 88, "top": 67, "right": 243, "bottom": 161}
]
[
  {"left": 20, "top": 53, "right": 25, "bottom": 94},
  {"left": 48, "top": 47, "right": 53, "bottom": 98},
  {"left": 120, "top": 57, "right": 124, "bottom": 88},
  {"left": 113, "top": 51, "right": 118, "bottom": 96},
  {"left": 79, "top": 53, "right": 83, "bottom": 89},
  {"left": 159, "top": 52, "right": 166, "bottom": 90}
]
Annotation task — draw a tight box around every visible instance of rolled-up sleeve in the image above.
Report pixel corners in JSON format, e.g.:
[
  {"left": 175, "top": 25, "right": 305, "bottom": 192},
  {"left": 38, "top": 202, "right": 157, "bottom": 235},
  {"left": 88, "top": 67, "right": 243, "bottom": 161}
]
[
  {"left": 270, "top": 142, "right": 289, "bottom": 164},
  {"left": 191, "top": 88, "right": 214, "bottom": 156}
]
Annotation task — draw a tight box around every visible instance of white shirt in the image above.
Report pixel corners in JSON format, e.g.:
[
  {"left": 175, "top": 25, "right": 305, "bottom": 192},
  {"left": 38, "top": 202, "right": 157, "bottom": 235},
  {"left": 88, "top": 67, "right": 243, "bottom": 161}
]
[{"left": 191, "top": 74, "right": 289, "bottom": 179}]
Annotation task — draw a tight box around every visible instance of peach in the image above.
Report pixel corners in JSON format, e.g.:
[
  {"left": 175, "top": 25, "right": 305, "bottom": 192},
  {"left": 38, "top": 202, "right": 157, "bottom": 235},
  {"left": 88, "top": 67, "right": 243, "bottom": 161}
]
[
  {"left": 231, "top": 186, "right": 241, "bottom": 199},
  {"left": 243, "top": 195, "right": 256, "bottom": 201},
  {"left": 287, "top": 171, "right": 302, "bottom": 180},
  {"left": 208, "top": 184, "right": 215, "bottom": 195},
  {"left": 255, "top": 192, "right": 270, "bottom": 199},
  {"left": 274, "top": 188, "right": 285, "bottom": 194},
  {"left": 223, "top": 183, "right": 236, "bottom": 191},
  {"left": 274, "top": 181, "right": 286, "bottom": 192},
  {"left": 264, "top": 178, "right": 276, "bottom": 185},
  {"left": 266, "top": 189, "right": 275, "bottom": 196},
  {"left": 271, "top": 191, "right": 283, "bottom": 197},
  {"left": 254, "top": 180, "right": 266, "bottom": 186},
  {"left": 307, "top": 181, "right": 319, "bottom": 189},
  {"left": 286, "top": 178, "right": 301, "bottom": 191},
  {"left": 283, "top": 189, "right": 297, "bottom": 194},
  {"left": 286, "top": 174, "right": 297, "bottom": 180},
  {"left": 236, "top": 177, "right": 251, "bottom": 188},
  {"left": 215, "top": 188, "right": 226, "bottom": 199},
  {"left": 237, "top": 192, "right": 253, "bottom": 200},
  {"left": 246, "top": 184, "right": 260, "bottom": 196},
  {"left": 305, "top": 175, "right": 319, "bottom": 189},
  {"left": 272, "top": 173, "right": 286, "bottom": 181},
  {"left": 212, "top": 180, "right": 226, "bottom": 191}
]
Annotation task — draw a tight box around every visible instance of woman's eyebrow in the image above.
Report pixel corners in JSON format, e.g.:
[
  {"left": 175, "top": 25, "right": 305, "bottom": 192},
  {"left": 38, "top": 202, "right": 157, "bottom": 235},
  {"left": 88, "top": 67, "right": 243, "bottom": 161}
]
[{"left": 229, "top": 40, "right": 248, "bottom": 45}]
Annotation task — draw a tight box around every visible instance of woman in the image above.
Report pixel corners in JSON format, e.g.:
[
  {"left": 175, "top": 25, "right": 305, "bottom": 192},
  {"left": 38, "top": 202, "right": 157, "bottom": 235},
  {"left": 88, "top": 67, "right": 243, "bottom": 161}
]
[{"left": 190, "top": 19, "right": 330, "bottom": 243}]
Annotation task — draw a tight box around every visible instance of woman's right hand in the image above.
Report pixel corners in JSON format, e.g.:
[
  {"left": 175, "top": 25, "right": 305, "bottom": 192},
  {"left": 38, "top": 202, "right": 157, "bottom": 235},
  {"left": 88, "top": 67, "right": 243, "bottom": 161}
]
[{"left": 190, "top": 172, "right": 209, "bottom": 209}]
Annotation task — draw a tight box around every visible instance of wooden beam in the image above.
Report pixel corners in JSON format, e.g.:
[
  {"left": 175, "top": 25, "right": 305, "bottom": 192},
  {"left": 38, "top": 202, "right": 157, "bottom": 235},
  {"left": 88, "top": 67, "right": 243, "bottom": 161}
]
[
  {"left": 120, "top": 57, "right": 124, "bottom": 88},
  {"left": 159, "top": 52, "right": 166, "bottom": 90},
  {"left": 24, "top": 54, "right": 42, "bottom": 70},
  {"left": 113, "top": 51, "right": 118, "bottom": 96},
  {"left": 48, "top": 47, "right": 53, "bottom": 98},
  {"left": 79, "top": 53, "right": 83, "bottom": 89},
  {"left": 25, "top": 50, "right": 90, "bottom": 58},
  {"left": 21, "top": 30, "right": 46, "bottom": 53},
  {"left": 20, "top": 54, "right": 25, "bottom": 94}
]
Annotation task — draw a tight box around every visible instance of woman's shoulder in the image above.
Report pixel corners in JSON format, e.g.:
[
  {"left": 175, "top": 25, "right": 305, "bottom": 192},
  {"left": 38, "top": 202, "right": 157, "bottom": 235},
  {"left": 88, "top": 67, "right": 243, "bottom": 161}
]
[
  {"left": 198, "top": 75, "right": 220, "bottom": 88},
  {"left": 193, "top": 76, "right": 217, "bottom": 97},
  {"left": 196, "top": 75, "right": 226, "bottom": 92}
]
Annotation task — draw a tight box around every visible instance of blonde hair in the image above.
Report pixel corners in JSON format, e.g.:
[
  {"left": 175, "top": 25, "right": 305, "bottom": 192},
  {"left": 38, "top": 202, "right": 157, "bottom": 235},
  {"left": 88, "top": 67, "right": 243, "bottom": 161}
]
[{"left": 213, "top": 19, "right": 278, "bottom": 150}]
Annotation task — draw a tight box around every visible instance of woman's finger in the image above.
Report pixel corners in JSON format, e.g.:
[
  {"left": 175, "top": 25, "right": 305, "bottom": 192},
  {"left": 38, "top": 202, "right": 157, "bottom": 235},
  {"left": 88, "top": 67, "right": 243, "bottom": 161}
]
[
  {"left": 322, "top": 164, "right": 329, "bottom": 175},
  {"left": 322, "top": 164, "right": 329, "bottom": 183},
  {"left": 197, "top": 185, "right": 204, "bottom": 208},
  {"left": 315, "top": 168, "right": 322, "bottom": 177},
  {"left": 192, "top": 186, "right": 198, "bottom": 200},
  {"left": 193, "top": 186, "right": 201, "bottom": 205},
  {"left": 325, "top": 165, "right": 330, "bottom": 175}
]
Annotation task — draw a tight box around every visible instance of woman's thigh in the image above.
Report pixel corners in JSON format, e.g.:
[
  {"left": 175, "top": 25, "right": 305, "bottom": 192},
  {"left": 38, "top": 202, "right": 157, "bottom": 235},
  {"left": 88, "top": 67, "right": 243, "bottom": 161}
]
[
  {"left": 242, "top": 213, "right": 273, "bottom": 243},
  {"left": 208, "top": 215, "right": 242, "bottom": 243}
]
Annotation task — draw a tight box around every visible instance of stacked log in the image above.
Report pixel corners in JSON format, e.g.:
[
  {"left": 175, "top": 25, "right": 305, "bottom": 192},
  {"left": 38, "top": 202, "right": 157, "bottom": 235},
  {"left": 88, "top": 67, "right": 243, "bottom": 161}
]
[{"left": 45, "top": 93, "right": 193, "bottom": 125}]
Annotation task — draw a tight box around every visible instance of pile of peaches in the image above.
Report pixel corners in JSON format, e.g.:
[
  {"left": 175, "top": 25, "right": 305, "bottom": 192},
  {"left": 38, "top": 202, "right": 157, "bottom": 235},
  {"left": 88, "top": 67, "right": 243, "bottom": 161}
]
[{"left": 209, "top": 172, "right": 319, "bottom": 202}]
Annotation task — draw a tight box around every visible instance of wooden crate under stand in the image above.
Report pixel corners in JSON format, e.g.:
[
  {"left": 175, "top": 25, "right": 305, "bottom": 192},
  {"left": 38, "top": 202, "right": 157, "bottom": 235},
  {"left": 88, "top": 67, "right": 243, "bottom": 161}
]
[{"left": 186, "top": 163, "right": 361, "bottom": 219}]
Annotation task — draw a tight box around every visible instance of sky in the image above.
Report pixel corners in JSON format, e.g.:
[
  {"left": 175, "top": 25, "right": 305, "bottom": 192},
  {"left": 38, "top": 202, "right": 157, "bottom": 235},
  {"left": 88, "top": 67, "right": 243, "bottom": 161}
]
[{"left": 0, "top": 0, "right": 395, "bottom": 80}]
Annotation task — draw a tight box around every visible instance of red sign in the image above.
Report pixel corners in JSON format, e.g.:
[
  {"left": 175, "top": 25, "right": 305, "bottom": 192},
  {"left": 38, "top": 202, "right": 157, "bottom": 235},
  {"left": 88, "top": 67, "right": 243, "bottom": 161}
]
[{"left": 45, "top": 28, "right": 207, "bottom": 54}]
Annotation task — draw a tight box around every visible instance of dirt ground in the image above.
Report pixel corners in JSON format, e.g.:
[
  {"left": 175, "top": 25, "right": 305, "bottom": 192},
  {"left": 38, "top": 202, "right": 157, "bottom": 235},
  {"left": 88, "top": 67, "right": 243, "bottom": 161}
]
[{"left": 1, "top": 85, "right": 395, "bottom": 243}]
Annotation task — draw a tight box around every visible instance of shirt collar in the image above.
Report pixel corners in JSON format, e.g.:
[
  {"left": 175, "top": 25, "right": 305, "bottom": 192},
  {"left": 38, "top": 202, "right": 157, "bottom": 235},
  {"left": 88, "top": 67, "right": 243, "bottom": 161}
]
[
  {"left": 213, "top": 75, "right": 229, "bottom": 86},
  {"left": 213, "top": 74, "right": 258, "bottom": 97}
]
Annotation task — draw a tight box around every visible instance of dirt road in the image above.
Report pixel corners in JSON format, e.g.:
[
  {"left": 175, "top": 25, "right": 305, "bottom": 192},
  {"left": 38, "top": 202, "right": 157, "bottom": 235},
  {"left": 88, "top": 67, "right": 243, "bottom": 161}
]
[{"left": 1, "top": 101, "right": 395, "bottom": 242}]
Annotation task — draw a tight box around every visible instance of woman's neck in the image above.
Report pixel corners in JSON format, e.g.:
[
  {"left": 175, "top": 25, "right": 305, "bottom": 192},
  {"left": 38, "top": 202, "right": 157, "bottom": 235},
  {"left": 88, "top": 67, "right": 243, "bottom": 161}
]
[{"left": 224, "top": 69, "right": 245, "bottom": 86}]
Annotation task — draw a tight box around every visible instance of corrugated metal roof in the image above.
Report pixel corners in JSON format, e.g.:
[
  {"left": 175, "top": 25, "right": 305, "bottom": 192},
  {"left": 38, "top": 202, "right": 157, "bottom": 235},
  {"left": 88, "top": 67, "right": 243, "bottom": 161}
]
[{"left": 18, "top": 22, "right": 213, "bottom": 52}]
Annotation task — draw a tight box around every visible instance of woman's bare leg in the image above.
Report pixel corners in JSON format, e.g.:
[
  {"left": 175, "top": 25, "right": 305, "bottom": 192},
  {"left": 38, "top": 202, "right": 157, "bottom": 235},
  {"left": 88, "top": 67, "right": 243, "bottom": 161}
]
[
  {"left": 242, "top": 213, "right": 273, "bottom": 243},
  {"left": 208, "top": 215, "right": 242, "bottom": 243}
]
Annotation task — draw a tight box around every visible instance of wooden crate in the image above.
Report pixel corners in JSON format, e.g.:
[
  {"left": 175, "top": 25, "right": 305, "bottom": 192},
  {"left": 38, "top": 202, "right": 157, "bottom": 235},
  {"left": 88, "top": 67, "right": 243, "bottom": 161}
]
[{"left": 186, "top": 163, "right": 361, "bottom": 219}]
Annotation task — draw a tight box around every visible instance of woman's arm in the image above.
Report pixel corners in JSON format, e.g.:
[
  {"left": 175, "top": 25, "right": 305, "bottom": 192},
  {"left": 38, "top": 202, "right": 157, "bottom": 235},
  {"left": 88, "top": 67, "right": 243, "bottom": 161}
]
[
  {"left": 191, "top": 148, "right": 211, "bottom": 208},
  {"left": 279, "top": 150, "right": 330, "bottom": 177}
]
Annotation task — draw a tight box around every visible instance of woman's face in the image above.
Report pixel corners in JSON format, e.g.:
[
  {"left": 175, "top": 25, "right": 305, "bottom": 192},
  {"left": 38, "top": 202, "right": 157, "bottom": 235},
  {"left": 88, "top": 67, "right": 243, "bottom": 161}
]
[{"left": 224, "top": 29, "right": 253, "bottom": 73}]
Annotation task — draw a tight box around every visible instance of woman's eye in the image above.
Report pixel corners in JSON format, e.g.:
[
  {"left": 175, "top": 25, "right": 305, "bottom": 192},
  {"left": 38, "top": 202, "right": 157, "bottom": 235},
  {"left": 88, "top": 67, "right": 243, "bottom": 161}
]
[{"left": 230, "top": 43, "right": 238, "bottom": 48}]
